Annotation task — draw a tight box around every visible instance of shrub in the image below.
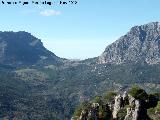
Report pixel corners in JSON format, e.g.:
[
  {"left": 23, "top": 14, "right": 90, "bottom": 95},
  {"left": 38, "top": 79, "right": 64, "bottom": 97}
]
[
  {"left": 73, "top": 101, "right": 91, "bottom": 118},
  {"left": 147, "top": 94, "right": 159, "bottom": 108},
  {"left": 93, "top": 96, "right": 103, "bottom": 105},
  {"left": 128, "top": 86, "right": 148, "bottom": 100},
  {"left": 103, "top": 91, "right": 117, "bottom": 103},
  {"left": 117, "top": 108, "right": 127, "bottom": 120},
  {"left": 147, "top": 101, "right": 160, "bottom": 120}
]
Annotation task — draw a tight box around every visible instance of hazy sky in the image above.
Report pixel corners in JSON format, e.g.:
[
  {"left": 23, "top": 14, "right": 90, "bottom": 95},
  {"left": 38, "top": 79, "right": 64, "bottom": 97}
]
[{"left": 0, "top": 0, "right": 160, "bottom": 59}]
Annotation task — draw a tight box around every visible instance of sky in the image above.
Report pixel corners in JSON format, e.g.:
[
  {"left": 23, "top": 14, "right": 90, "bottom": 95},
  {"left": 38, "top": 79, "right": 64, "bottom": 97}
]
[{"left": 0, "top": 0, "right": 160, "bottom": 59}]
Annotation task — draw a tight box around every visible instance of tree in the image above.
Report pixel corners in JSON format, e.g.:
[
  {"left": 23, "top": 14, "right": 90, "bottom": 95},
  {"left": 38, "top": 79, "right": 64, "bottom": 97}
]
[{"left": 129, "top": 86, "right": 148, "bottom": 100}]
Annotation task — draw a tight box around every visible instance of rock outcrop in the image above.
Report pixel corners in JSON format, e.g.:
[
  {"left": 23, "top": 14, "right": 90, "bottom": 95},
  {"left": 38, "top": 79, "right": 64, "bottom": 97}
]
[
  {"left": 124, "top": 96, "right": 141, "bottom": 120},
  {"left": 79, "top": 110, "right": 88, "bottom": 120},
  {"left": 78, "top": 103, "right": 100, "bottom": 120},
  {"left": 73, "top": 91, "right": 150, "bottom": 120},
  {"left": 99, "top": 22, "right": 160, "bottom": 64},
  {"left": 112, "top": 95, "right": 123, "bottom": 119}
]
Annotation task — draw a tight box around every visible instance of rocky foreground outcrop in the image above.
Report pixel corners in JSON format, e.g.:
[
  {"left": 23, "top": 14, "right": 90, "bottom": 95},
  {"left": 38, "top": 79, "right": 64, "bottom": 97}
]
[
  {"left": 72, "top": 87, "right": 159, "bottom": 120},
  {"left": 112, "top": 92, "right": 147, "bottom": 120}
]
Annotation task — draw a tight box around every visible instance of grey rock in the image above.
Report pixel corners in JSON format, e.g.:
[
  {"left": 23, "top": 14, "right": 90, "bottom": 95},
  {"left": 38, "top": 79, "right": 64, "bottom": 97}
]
[
  {"left": 78, "top": 103, "right": 100, "bottom": 120},
  {"left": 124, "top": 99, "right": 141, "bottom": 120},
  {"left": 79, "top": 110, "right": 88, "bottom": 120},
  {"left": 124, "top": 94, "right": 148, "bottom": 120},
  {"left": 99, "top": 22, "right": 160, "bottom": 64},
  {"left": 112, "top": 95, "right": 123, "bottom": 119},
  {"left": 74, "top": 91, "right": 149, "bottom": 120}
]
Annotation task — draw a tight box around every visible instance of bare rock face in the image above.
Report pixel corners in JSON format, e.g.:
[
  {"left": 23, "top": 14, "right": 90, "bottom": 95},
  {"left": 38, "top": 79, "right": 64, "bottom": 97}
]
[
  {"left": 128, "top": 95, "right": 136, "bottom": 106},
  {"left": 99, "top": 22, "right": 160, "bottom": 64},
  {"left": 124, "top": 99, "right": 141, "bottom": 120},
  {"left": 79, "top": 110, "right": 88, "bottom": 120},
  {"left": 112, "top": 92, "right": 146, "bottom": 120},
  {"left": 134, "top": 100, "right": 141, "bottom": 120},
  {"left": 123, "top": 91, "right": 129, "bottom": 105},
  {"left": 122, "top": 91, "right": 128, "bottom": 100},
  {"left": 124, "top": 95, "right": 148, "bottom": 120},
  {"left": 112, "top": 95, "right": 123, "bottom": 119}
]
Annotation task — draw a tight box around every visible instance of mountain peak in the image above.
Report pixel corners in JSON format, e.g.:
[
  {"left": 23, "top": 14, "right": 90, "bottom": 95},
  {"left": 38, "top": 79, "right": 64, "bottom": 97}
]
[
  {"left": 99, "top": 22, "right": 160, "bottom": 64},
  {"left": 0, "top": 31, "right": 61, "bottom": 67},
  {"left": 132, "top": 21, "right": 160, "bottom": 29},
  {"left": 130, "top": 21, "right": 160, "bottom": 34}
]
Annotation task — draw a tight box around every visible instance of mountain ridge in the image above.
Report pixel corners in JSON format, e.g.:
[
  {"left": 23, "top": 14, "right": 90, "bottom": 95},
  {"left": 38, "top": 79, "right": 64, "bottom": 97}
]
[
  {"left": 0, "top": 22, "right": 160, "bottom": 120},
  {"left": 0, "top": 31, "right": 63, "bottom": 67},
  {"left": 1, "top": 21, "right": 160, "bottom": 65},
  {"left": 98, "top": 21, "right": 160, "bottom": 64}
]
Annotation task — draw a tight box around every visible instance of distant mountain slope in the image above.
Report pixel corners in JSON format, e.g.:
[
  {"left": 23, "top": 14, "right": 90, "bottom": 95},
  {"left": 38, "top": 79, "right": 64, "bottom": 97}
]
[
  {"left": 0, "top": 31, "right": 62, "bottom": 66},
  {"left": 99, "top": 22, "right": 160, "bottom": 64},
  {"left": 0, "top": 22, "right": 160, "bottom": 120}
]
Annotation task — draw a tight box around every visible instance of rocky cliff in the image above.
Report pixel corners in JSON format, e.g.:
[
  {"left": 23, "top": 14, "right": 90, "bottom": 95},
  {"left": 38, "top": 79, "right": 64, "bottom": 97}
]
[{"left": 99, "top": 22, "right": 160, "bottom": 64}]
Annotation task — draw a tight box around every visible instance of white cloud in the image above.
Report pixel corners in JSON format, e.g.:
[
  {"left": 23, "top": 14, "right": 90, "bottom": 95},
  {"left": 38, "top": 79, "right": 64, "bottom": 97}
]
[{"left": 40, "top": 9, "right": 61, "bottom": 16}]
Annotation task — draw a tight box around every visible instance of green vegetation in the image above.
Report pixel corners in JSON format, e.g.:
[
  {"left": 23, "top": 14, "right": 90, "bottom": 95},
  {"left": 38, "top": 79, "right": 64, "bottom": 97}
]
[
  {"left": 128, "top": 85, "right": 148, "bottom": 100},
  {"left": 73, "top": 91, "right": 119, "bottom": 120},
  {"left": 73, "top": 86, "right": 160, "bottom": 120},
  {"left": 1, "top": 61, "right": 160, "bottom": 119},
  {"left": 73, "top": 101, "right": 92, "bottom": 118},
  {"left": 93, "top": 96, "right": 103, "bottom": 105},
  {"left": 103, "top": 91, "right": 117, "bottom": 103},
  {"left": 117, "top": 108, "right": 127, "bottom": 120},
  {"left": 1, "top": 62, "right": 160, "bottom": 120},
  {"left": 147, "top": 101, "right": 160, "bottom": 120}
]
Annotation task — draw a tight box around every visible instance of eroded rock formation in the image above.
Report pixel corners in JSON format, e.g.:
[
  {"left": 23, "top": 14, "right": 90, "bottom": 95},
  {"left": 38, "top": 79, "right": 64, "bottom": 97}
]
[{"left": 73, "top": 91, "right": 149, "bottom": 120}]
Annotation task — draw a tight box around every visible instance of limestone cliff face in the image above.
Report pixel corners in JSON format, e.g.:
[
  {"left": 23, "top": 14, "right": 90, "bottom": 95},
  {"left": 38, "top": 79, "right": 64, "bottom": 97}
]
[
  {"left": 112, "top": 95, "right": 123, "bottom": 119},
  {"left": 99, "top": 22, "right": 160, "bottom": 64},
  {"left": 124, "top": 95, "right": 147, "bottom": 120}
]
